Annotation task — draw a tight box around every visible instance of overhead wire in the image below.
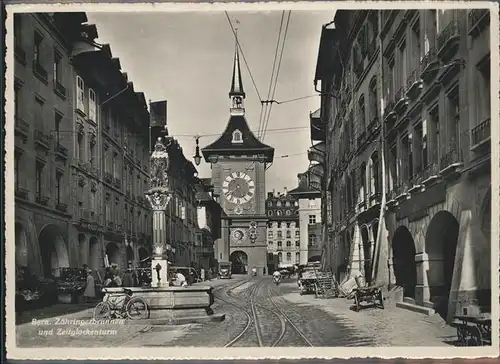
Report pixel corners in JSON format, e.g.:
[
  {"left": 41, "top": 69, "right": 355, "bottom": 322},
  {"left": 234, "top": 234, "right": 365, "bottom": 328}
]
[
  {"left": 258, "top": 10, "right": 286, "bottom": 140},
  {"left": 261, "top": 10, "right": 292, "bottom": 142}
]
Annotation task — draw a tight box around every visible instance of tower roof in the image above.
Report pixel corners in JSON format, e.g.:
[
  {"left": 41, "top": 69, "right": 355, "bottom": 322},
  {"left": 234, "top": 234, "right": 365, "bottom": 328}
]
[
  {"left": 201, "top": 114, "right": 274, "bottom": 161},
  {"left": 229, "top": 39, "right": 245, "bottom": 98}
]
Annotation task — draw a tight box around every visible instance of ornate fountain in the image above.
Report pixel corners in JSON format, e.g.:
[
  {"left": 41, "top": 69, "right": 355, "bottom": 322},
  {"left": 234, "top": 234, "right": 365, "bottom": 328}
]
[{"left": 145, "top": 136, "right": 174, "bottom": 287}]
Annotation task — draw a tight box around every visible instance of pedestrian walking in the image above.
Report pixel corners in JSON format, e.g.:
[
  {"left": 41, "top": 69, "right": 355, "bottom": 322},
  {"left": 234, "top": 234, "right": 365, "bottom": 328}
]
[{"left": 83, "top": 269, "right": 96, "bottom": 303}]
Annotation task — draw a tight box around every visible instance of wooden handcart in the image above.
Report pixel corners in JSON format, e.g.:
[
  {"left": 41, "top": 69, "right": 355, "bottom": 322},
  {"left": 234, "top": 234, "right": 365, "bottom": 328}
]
[
  {"left": 314, "top": 273, "right": 340, "bottom": 299},
  {"left": 352, "top": 286, "right": 384, "bottom": 311},
  {"left": 454, "top": 314, "right": 491, "bottom": 346}
]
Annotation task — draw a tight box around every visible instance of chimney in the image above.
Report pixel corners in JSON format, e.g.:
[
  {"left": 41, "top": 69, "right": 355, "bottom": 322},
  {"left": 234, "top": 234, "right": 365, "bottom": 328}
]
[
  {"left": 273, "top": 189, "right": 277, "bottom": 197},
  {"left": 284, "top": 187, "right": 288, "bottom": 195}
]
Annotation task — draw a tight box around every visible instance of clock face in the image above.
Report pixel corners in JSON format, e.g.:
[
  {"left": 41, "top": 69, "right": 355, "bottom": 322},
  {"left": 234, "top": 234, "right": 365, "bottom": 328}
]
[{"left": 222, "top": 172, "right": 255, "bottom": 205}]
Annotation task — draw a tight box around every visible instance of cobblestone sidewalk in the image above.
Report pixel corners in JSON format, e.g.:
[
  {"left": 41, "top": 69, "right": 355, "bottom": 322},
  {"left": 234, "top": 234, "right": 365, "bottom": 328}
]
[{"left": 278, "top": 282, "right": 458, "bottom": 347}]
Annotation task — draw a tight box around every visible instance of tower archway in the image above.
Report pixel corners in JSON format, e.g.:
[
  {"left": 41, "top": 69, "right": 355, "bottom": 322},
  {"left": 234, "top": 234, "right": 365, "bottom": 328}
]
[
  {"left": 230, "top": 250, "right": 248, "bottom": 274},
  {"left": 38, "top": 225, "right": 70, "bottom": 277},
  {"left": 425, "top": 210, "right": 460, "bottom": 318},
  {"left": 392, "top": 226, "right": 417, "bottom": 298}
]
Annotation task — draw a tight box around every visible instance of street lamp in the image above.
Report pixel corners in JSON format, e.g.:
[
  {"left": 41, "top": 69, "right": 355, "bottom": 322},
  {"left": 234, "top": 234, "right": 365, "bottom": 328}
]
[{"left": 193, "top": 136, "right": 202, "bottom": 166}]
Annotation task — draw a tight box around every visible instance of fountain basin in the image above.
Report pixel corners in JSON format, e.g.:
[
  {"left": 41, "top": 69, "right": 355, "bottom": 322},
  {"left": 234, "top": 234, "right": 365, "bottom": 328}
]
[{"left": 102, "top": 285, "right": 224, "bottom": 325}]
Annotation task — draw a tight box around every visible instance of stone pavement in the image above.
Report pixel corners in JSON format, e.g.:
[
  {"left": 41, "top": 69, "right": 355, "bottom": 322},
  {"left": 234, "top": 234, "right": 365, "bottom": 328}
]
[{"left": 278, "top": 282, "right": 458, "bottom": 347}]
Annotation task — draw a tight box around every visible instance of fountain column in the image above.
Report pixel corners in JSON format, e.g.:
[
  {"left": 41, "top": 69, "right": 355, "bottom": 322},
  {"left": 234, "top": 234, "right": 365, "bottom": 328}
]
[{"left": 145, "top": 136, "right": 173, "bottom": 288}]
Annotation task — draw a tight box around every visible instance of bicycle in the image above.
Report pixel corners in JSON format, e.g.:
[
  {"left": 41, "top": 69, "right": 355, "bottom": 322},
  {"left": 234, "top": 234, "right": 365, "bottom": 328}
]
[{"left": 93, "top": 288, "right": 149, "bottom": 320}]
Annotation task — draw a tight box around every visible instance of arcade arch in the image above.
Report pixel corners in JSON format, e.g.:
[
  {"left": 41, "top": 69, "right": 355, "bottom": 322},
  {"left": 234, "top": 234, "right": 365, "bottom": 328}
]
[
  {"left": 425, "top": 210, "right": 459, "bottom": 318},
  {"left": 105, "top": 242, "right": 120, "bottom": 266},
  {"left": 38, "top": 224, "right": 70, "bottom": 277},
  {"left": 392, "top": 226, "right": 417, "bottom": 298}
]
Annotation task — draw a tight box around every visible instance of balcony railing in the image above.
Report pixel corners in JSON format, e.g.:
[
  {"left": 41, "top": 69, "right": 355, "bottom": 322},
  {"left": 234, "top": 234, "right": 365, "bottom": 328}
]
[
  {"left": 55, "top": 202, "right": 68, "bottom": 212},
  {"left": 55, "top": 143, "right": 68, "bottom": 159},
  {"left": 367, "top": 117, "right": 380, "bottom": 135},
  {"left": 406, "top": 69, "right": 423, "bottom": 97},
  {"left": 15, "top": 117, "right": 29, "bottom": 140},
  {"left": 32, "top": 61, "right": 48, "bottom": 84},
  {"left": 34, "top": 130, "right": 50, "bottom": 149},
  {"left": 471, "top": 118, "right": 491, "bottom": 146},
  {"left": 104, "top": 172, "right": 113, "bottom": 184},
  {"left": 354, "top": 61, "right": 364, "bottom": 77},
  {"left": 113, "top": 177, "right": 121, "bottom": 189},
  {"left": 468, "top": 9, "right": 489, "bottom": 35},
  {"left": 440, "top": 147, "right": 463, "bottom": 171},
  {"left": 437, "top": 19, "right": 460, "bottom": 59},
  {"left": 36, "top": 194, "right": 49, "bottom": 205},
  {"left": 15, "top": 186, "right": 29, "bottom": 199},
  {"left": 420, "top": 48, "right": 438, "bottom": 80},
  {"left": 395, "top": 86, "right": 406, "bottom": 103}
]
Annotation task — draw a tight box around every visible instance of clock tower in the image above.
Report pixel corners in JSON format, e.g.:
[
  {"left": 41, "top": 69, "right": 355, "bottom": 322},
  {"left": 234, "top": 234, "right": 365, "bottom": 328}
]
[{"left": 201, "top": 38, "right": 274, "bottom": 276}]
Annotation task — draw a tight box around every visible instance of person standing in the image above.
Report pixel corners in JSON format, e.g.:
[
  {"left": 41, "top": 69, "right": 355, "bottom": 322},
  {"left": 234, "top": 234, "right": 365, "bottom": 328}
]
[
  {"left": 83, "top": 269, "right": 96, "bottom": 303},
  {"left": 122, "top": 268, "right": 134, "bottom": 287}
]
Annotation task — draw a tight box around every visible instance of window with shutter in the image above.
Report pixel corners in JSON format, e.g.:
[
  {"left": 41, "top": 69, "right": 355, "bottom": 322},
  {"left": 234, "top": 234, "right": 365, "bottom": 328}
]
[
  {"left": 89, "top": 89, "right": 96, "bottom": 122},
  {"left": 76, "top": 76, "right": 85, "bottom": 112}
]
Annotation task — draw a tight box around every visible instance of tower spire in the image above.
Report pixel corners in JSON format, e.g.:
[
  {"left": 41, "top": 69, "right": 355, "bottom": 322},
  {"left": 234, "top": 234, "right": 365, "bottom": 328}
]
[{"left": 229, "top": 35, "right": 245, "bottom": 98}]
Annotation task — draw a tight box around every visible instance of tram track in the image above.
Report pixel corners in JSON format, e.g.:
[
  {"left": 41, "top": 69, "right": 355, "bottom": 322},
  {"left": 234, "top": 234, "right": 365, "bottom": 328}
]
[{"left": 213, "top": 277, "right": 313, "bottom": 347}]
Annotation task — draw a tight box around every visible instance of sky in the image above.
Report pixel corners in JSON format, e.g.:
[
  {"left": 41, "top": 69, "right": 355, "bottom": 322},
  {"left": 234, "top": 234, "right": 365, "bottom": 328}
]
[{"left": 87, "top": 10, "right": 335, "bottom": 193}]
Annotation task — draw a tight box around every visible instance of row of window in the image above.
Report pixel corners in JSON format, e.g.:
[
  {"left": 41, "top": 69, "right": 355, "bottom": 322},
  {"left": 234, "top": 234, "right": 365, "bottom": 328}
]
[
  {"left": 269, "top": 241, "right": 300, "bottom": 248},
  {"left": 277, "top": 252, "right": 300, "bottom": 264},
  {"left": 267, "top": 200, "right": 298, "bottom": 208},
  {"left": 267, "top": 209, "right": 296, "bottom": 216},
  {"left": 268, "top": 230, "right": 300, "bottom": 239},
  {"left": 267, "top": 221, "right": 296, "bottom": 229}
]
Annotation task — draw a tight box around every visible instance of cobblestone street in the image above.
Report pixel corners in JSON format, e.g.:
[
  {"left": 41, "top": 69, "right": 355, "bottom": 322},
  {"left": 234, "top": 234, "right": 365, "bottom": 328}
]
[
  {"left": 16, "top": 276, "right": 459, "bottom": 348},
  {"left": 275, "top": 281, "right": 458, "bottom": 347},
  {"left": 17, "top": 277, "right": 456, "bottom": 347}
]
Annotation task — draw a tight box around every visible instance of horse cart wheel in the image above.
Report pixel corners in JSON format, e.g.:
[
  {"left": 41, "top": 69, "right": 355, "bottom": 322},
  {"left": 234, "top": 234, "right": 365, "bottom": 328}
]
[
  {"left": 456, "top": 325, "right": 469, "bottom": 346},
  {"left": 468, "top": 325, "right": 483, "bottom": 346}
]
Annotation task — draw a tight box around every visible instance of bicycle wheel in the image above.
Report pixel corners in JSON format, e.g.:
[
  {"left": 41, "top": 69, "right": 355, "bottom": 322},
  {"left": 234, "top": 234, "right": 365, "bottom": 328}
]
[
  {"left": 93, "top": 302, "right": 111, "bottom": 319},
  {"left": 126, "top": 297, "right": 149, "bottom": 320}
]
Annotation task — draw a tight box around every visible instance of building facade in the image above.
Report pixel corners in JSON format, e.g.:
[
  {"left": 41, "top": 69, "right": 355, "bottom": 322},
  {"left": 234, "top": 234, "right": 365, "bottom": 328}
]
[
  {"left": 13, "top": 13, "right": 153, "bottom": 278},
  {"left": 195, "top": 178, "right": 224, "bottom": 272},
  {"left": 70, "top": 30, "right": 152, "bottom": 272},
  {"left": 265, "top": 190, "right": 300, "bottom": 269},
  {"left": 315, "top": 9, "right": 491, "bottom": 321},
  {"left": 201, "top": 41, "right": 274, "bottom": 276},
  {"left": 288, "top": 173, "right": 322, "bottom": 266}
]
